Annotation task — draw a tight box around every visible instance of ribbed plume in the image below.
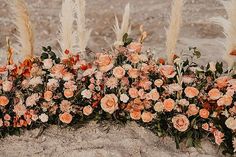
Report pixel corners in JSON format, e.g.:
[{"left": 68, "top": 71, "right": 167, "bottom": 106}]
[
  {"left": 113, "top": 3, "right": 131, "bottom": 46},
  {"left": 166, "top": 0, "right": 184, "bottom": 64},
  {"left": 10, "top": 0, "right": 34, "bottom": 59},
  {"left": 75, "top": 0, "right": 92, "bottom": 56},
  {"left": 58, "top": 0, "right": 75, "bottom": 57},
  {"left": 212, "top": 0, "right": 236, "bottom": 68}
]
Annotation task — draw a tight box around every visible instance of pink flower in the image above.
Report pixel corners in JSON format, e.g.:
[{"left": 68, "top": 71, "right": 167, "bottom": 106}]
[
  {"left": 64, "top": 81, "right": 77, "bottom": 91},
  {"left": 216, "top": 76, "right": 230, "bottom": 89},
  {"left": 172, "top": 114, "right": 190, "bottom": 132},
  {"left": 159, "top": 65, "right": 176, "bottom": 78},
  {"left": 26, "top": 94, "right": 40, "bottom": 107},
  {"left": 39, "top": 113, "right": 49, "bottom": 123},
  {"left": 149, "top": 89, "right": 160, "bottom": 101},
  {"left": 106, "top": 77, "right": 118, "bottom": 89},
  {"left": 163, "top": 98, "right": 175, "bottom": 112},
  {"left": 208, "top": 88, "right": 222, "bottom": 100},
  {"left": 182, "top": 75, "right": 194, "bottom": 84},
  {"left": 60, "top": 100, "right": 72, "bottom": 113},
  {"left": 63, "top": 72, "right": 74, "bottom": 81},
  {"left": 43, "top": 59, "right": 53, "bottom": 69},
  {"left": 0, "top": 119, "right": 3, "bottom": 127},
  {"left": 128, "top": 68, "right": 139, "bottom": 79},
  {"left": 217, "top": 95, "right": 232, "bottom": 106},
  {"left": 13, "top": 104, "right": 27, "bottom": 116},
  {"left": 139, "top": 79, "right": 152, "bottom": 90},
  {"left": 113, "top": 66, "right": 125, "bottom": 79},
  {"left": 129, "top": 88, "right": 139, "bottom": 98},
  {"left": 101, "top": 94, "right": 118, "bottom": 114},
  {"left": 81, "top": 89, "right": 92, "bottom": 99},
  {"left": 187, "top": 104, "right": 199, "bottom": 117},
  {"left": 225, "top": 117, "right": 236, "bottom": 130},
  {"left": 127, "top": 42, "right": 142, "bottom": 53},
  {"left": 2, "top": 80, "right": 13, "bottom": 92},
  {"left": 213, "top": 130, "right": 224, "bottom": 145}
]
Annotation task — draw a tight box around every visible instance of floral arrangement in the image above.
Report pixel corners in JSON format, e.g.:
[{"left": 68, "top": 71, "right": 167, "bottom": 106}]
[{"left": 1, "top": 0, "right": 236, "bottom": 156}]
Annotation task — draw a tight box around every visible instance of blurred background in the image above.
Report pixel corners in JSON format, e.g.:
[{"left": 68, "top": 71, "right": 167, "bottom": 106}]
[{"left": 0, "top": 0, "right": 226, "bottom": 63}]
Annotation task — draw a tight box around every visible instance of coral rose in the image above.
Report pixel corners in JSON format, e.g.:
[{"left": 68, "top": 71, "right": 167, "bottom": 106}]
[
  {"left": 216, "top": 76, "right": 230, "bottom": 89},
  {"left": 101, "top": 94, "right": 118, "bottom": 114},
  {"left": 127, "top": 42, "right": 142, "bottom": 53},
  {"left": 128, "top": 88, "right": 139, "bottom": 98},
  {"left": 130, "top": 110, "right": 141, "bottom": 120},
  {"left": 141, "top": 112, "right": 153, "bottom": 123},
  {"left": 217, "top": 95, "right": 232, "bottom": 106},
  {"left": 0, "top": 96, "right": 9, "bottom": 107},
  {"left": 97, "top": 54, "right": 113, "bottom": 72},
  {"left": 159, "top": 65, "right": 176, "bottom": 78},
  {"left": 44, "top": 91, "right": 53, "bottom": 101},
  {"left": 208, "top": 88, "right": 221, "bottom": 100},
  {"left": 113, "top": 66, "right": 125, "bottom": 79},
  {"left": 199, "top": 109, "right": 210, "bottom": 119},
  {"left": 149, "top": 89, "right": 160, "bottom": 101},
  {"left": 154, "top": 102, "right": 164, "bottom": 112},
  {"left": 128, "top": 53, "right": 140, "bottom": 64},
  {"left": 184, "top": 87, "right": 199, "bottom": 98},
  {"left": 163, "top": 98, "right": 175, "bottom": 112},
  {"left": 172, "top": 114, "right": 189, "bottom": 132},
  {"left": 83, "top": 105, "right": 93, "bottom": 116},
  {"left": 64, "top": 89, "right": 74, "bottom": 98},
  {"left": 128, "top": 68, "right": 139, "bottom": 79},
  {"left": 59, "top": 112, "right": 73, "bottom": 124},
  {"left": 187, "top": 104, "right": 199, "bottom": 117}
]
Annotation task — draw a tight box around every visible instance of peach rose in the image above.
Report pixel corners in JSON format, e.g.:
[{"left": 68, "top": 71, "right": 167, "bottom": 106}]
[
  {"left": 154, "top": 79, "right": 163, "bottom": 87},
  {"left": 199, "top": 109, "right": 210, "bottom": 119},
  {"left": 130, "top": 110, "right": 141, "bottom": 120},
  {"left": 113, "top": 66, "right": 125, "bottom": 79},
  {"left": 64, "top": 89, "right": 74, "bottom": 98},
  {"left": 149, "top": 89, "right": 160, "bottom": 101},
  {"left": 128, "top": 53, "right": 140, "bottom": 64},
  {"left": 101, "top": 94, "right": 118, "bottom": 114},
  {"left": 127, "top": 42, "right": 142, "bottom": 53},
  {"left": 208, "top": 88, "right": 221, "bottom": 100},
  {"left": 187, "top": 104, "right": 199, "bottom": 117},
  {"left": 59, "top": 112, "right": 73, "bottom": 124},
  {"left": 128, "top": 68, "right": 139, "bottom": 79},
  {"left": 0, "top": 96, "right": 9, "bottom": 107},
  {"left": 2, "top": 80, "right": 13, "bottom": 92},
  {"left": 216, "top": 76, "right": 230, "bottom": 89},
  {"left": 51, "top": 64, "right": 66, "bottom": 78},
  {"left": 225, "top": 117, "right": 236, "bottom": 130},
  {"left": 184, "top": 87, "right": 199, "bottom": 98},
  {"left": 172, "top": 114, "right": 190, "bottom": 132},
  {"left": 83, "top": 105, "right": 93, "bottom": 116},
  {"left": 4, "top": 114, "right": 11, "bottom": 121},
  {"left": 128, "top": 88, "right": 139, "bottom": 98},
  {"left": 141, "top": 112, "right": 153, "bottom": 123},
  {"left": 13, "top": 104, "right": 26, "bottom": 116},
  {"left": 44, "top": 91, "right": 53, "bottom": 101},
  {"left": 163, "top": 98, "right": 175, "bottom": 112},
  {"left": 97, "top": 54, "right": 113, "bottom": 72},
  {"left": 154, "top": 102, "right": 164, "bottom": 112},
  {"left": 159, "top": 65, "right": 176, "bottom": 78},
  {"left": 217, "top": 95, "right": 232, "bottom": 106}
]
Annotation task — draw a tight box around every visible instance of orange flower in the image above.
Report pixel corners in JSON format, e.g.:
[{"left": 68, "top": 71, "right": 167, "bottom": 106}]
[
  {"left": 217, "top": 95, "right": 232, "bottom": 106},
  {"left": 83, "top": 105, "right": 93, "bottom": 116},
  {"left": 97, "top": 54, "right": 113, "bottom": 72},
  {"left": 44, "top": 91, "right": 53, "bottom": 101},
  {"left": 64, "top": 89, "right": 74, "bottom": 98},
  {"left": 216, "top": 76, "right": 230, "bottom": 89},
  {"left": 199, "top": 109, "right": 210, "bottom": 119},
  {"left": 208, "top": 88, "right": 221, "bottom": 100},
  {"left": 163, "top": 98, "right": 175, "bottom": 112},
  {"left": 128, "top": 88, "right": 139, "bottom": 98},
  {"left": 59, "top": 112, "right": 73, "bottom": 124},
  {"left": 187, "top": 104, "right": 199, "bottom": 117},
  {"left": 141, "top": 112, "right": 153, "bottom": 123},
  {"left": 100, "top": 94, "right": 118, "bottom": 114},
  {"left": 184, "top": 87, "right": 199, "bottom": 98},
  {"left": 172, "top": 114, "right": 189, "bottom": 132},
  {"left": 130, "top": 110, "right": 141, "bottom": 120},
  {"left": 0, "top": 96, "right": 9, "bottom": 107},
  {"left": 128, "top": 53, "right": 140, "bottom": 64},
  {"left": 159, "top": 65, "right": 176, "bottom": 78},
  {"left": 113, "top": 66, "right": 125, "bottom": 79},
  {"left": 128, "top": 68, "right": 139, "bottom": 79},
  {"left": 127, "top": 42, "right": 142, "bottom": 53}
]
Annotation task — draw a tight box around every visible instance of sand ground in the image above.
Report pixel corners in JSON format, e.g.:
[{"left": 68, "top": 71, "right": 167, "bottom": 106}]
[{"left": 0, "top": 0, "right": 229, "bottom": 156}]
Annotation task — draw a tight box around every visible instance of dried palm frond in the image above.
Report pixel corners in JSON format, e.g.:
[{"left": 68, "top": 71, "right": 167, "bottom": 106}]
[
  {"left": 74, "top": 0, "right": 92, "bottom": 56},
  {"left": 113, "top": 3, "right": 131, "bottom": 47},
  {"left": 10, "top": 0, "right": 34, "bottom": 59},
  {"left": 166, "top": 0, "right": 185, "bottom": 64},
  {"left": 58, "top": 0, "right": 75, "bottom": 57},
  {"left": 212, "top": 0, "right": 236, "bottom": 68}
]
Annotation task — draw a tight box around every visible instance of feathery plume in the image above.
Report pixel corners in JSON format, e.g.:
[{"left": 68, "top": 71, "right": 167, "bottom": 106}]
[
  {"left": 212, "top": 0, "right": 236, "bottom": 68},
  {"left": 58, "top": 0, "right": 75, "bottom": 58},
  {"left": 166, "top": 0, "right": 184, "bottom": 64},
  {"left": 113, "top": 3, "right": 131, "bottom": 47},
  {"left": 75, "top": 0, "right": 92, "bottom": 56},
  {"left": 10, "top": 0, "right": 34, "bottom": 59}
]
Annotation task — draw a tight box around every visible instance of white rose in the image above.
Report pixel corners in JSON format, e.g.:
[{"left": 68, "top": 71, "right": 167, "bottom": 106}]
[
  {"left": 120, "top": 94, "right": 129, "bottom": 103},
  {"left": 43, "top": 59, "right": 53, "bottom": 69},
  {"left": 39, "top": 113, "right": 49, "bottom": 123},
  {"left": 81, "top": 89, "right": 92, "bottom": 99}
]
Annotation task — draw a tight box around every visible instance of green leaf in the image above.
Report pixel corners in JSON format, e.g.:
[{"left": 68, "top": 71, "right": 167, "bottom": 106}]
[
  {"left": 40, "top": 53, "right": 49, "bottom": 60},
  {"left": 122, "top": 33, "right": 128, "bottom": 42},
  {"left": 49, "top": 51, "right": 56, "bottom": 60},
  {"left": 124, "top": 38, "right": 133, "bottom": 47},
  {"left": 42, "top": 46, "right": 47, "bottom": 52},
  {"left": 216, "top": 62, "right": 223, "bottom": 74}
]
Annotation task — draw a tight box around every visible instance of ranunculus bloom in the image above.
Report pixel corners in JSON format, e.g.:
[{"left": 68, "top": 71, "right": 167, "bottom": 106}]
[
  {"left": 59, "top": 112, "right": 73, "bottom": 124},
  {"left": 83, "top": 105, "right": 93, "bottom": 116},
  {"left": 127, "top": 42, "right": 142, "bottom": 53},
  {"left": 101, "top": 94, "right": 118, "bottom": 114},
  {"left": 4, "top": 114, "right": 11, "bottom": 121},
  {"left": 141, "top": 112, "right": 153, "bottom": 123},
  {"left": 2, "top": 80, "right": 13, "bottom": 92},
  {"left": 159, "top": 65, "right": 176, "bottom": 78},
  {"left": 128, "top": 68, "right": 139, "bottom": 79},
  {"left": 13, "top": 104, "right": 26, "bottom": 116},
  {"left": 44, "top": 91, "right": 53, "bottom": 101},
  {"left": 128, "top": 88, "right": 139, "bottom": 98},
  {"left": 97, "top": 54, "right": 113, "bottom": 72},
  {"left": 216, "top": 76, "right": 230, "bottom": 89},
  {"left": 64, "top": 89, "right": 74, "bottom": 98},
  {"left": 39, "top": 113, "right": 49, "bottom": 123},
  {"left": 163, "top": 98, "right": 175, "bottom": 112},
  {"left": 187, "top": 104, "right": 199, "bottom": 116},
  {"left": 81, "top": 89, "right": 92, "bottom": 99},
  {"left": 225, "top": 117, "right": 236, "bottom": 130},
  {"left": 184, "top": 87, "right": 199, "bottom": 98},
  {"left": 199, "top": 109, "right": 210, "bottom": 119},
  {"left": 213, "top": 130, "right": 224, "bottom": 145},
  {"left": 113, "top": 66, "right": 125, "bottom": 79},
  {"left": 130, "top": 110, "right": 141, "bottom": 120},
  {"left": 172, "top": 114, "right": 189, "bottom": 132},
  {"left": 208, "top": 88, "right": 221, "bottom": 100},
  {"left": 0, "top": 96, "right": 9, "bottom": 107},
  {"left": 154, "top": 79, "right": 163, "bottom": 87},
  {"left": 217, "top": 95, "right": 232, "bottom": 106}
]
